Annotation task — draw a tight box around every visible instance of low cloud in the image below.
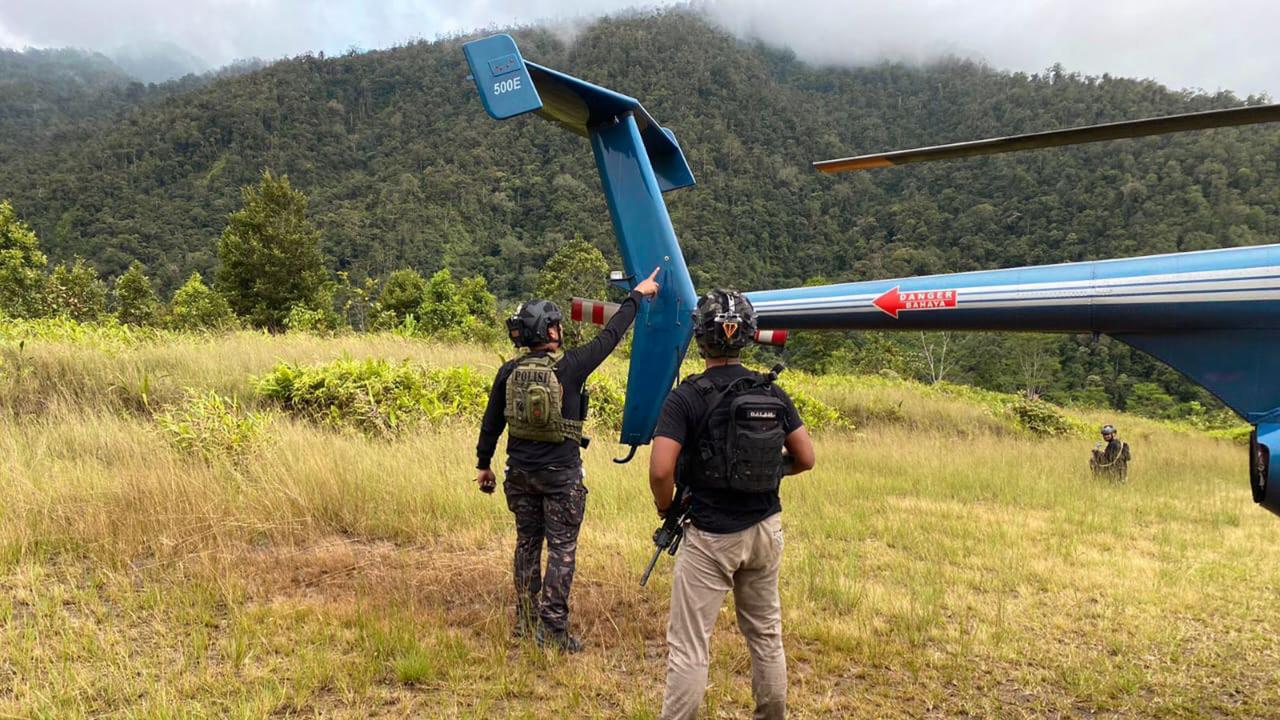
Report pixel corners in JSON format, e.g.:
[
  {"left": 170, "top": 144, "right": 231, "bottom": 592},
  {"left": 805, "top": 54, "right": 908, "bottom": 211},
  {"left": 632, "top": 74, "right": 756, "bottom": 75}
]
[
  {"left": 699, "top": 0, "right": 1279, "bottom": 98},
  {"left": 1, "top": 0, "right": 1275, "bottom": 98}
]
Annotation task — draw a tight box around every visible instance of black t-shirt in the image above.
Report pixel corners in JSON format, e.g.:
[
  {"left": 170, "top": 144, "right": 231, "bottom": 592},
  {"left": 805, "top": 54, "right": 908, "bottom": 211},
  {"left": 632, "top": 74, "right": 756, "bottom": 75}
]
[
  {"left": 476, "top": 291, "right": 641, "bottom": 472},
  {"left": 654, "top": 364, "right": 804, "bottom": 534}
]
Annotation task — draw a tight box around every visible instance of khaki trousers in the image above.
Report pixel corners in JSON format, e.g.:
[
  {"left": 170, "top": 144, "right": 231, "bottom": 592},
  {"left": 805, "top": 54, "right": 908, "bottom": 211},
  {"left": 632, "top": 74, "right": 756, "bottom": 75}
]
[{"left": 659, "top": 513, "right": 786, "bottom": 720}]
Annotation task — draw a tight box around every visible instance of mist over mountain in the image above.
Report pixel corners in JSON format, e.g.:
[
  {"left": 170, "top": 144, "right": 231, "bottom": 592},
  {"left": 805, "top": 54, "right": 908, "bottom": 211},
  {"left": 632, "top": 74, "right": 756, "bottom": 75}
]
[{"left": 109, "top": 41, "right": 210, "bottom": 83}]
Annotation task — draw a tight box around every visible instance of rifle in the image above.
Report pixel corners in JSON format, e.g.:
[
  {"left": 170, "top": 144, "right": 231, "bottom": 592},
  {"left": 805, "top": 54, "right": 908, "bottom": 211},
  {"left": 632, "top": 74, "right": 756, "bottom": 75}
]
[{"left": 640, "top": 484, "right": 691, "bottom": 587}]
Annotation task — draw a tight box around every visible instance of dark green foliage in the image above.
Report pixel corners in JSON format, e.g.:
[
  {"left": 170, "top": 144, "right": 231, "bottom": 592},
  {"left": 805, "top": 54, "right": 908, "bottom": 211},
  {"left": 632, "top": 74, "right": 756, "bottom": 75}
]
[
  {"left": 378, "top": 269, "right": 427, "bottom": 321},
  {"left": 536, "top": 237, "right": 609, "bottom": 345},
  {"left": 46, "top": 258, "right": 107, "bottom": 322},
  {"left": 216, "top": 170, "right": 327, "bottom": 331},
  {"left": 1, "top": 11, "right": 1275, "bottom": 417},
  {"left": 1125, "top": 382, "right": 1178, "bottom": 419},
  {"left": 113, "top": 261, "right": 161, "bottom": 326},
  {"left": 167, "top": 272, "right": 235, "bottom": 331},
  {"left": 255, "top": 358, "right": 489, "bottom": 437},
  {"left": 458, "top": 275, "right": 497, "bottom": 324},
  {"left": 0, "top": 200, "right": 49, "bottom": 318},
  {"left": 419, "top": 269, "right": 469, "bottom": 335}
]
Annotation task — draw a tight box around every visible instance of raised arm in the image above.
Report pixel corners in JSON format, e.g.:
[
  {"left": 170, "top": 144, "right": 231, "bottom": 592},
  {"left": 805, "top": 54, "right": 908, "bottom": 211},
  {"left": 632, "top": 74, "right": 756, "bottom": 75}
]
[{"left": 563, "top": 267, "right": 661, "bottom": 380}]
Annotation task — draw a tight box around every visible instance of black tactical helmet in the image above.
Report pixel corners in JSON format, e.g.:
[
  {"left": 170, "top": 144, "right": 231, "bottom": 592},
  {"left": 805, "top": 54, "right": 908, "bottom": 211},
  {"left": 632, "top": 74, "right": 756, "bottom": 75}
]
[
  {"left": 1101, "top": 424, "right": 1116, "bottom": 436},
  {"left": 692, "top": 289, "right": 757, "bottom": 358},
  {"left": 507, "top": 299, "right": 563, "bottom": 347}
]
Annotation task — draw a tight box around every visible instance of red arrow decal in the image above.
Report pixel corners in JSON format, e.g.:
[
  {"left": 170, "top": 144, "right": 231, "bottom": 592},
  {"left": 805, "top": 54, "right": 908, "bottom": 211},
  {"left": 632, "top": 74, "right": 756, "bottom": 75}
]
[{"left": 872, "top": 286, "right": 958, "bottom": 318}]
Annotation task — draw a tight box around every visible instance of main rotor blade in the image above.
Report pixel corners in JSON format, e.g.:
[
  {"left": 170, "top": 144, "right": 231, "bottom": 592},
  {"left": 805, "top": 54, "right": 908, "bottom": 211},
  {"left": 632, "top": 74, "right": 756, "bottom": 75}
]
[{"left": 814, "top": 103, "right": 1280, "bottom": 173}]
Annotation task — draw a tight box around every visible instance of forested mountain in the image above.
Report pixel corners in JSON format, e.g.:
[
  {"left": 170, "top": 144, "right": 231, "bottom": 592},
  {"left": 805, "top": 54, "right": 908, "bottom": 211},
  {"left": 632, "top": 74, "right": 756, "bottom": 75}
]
[
  {"left": 0, "top": 48, "right": 138, "bottom": 145},
  {"left": 3, "top": 9, "right": 1277, "bottom": 293},
  {"left": 1, "top": 8, "right": 1277, "bottom": 413}
]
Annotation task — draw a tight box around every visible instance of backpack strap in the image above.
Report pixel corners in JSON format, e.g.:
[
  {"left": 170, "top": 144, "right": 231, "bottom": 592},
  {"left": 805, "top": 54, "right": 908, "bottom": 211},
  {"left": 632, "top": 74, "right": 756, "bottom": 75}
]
[{"left": 684, "top": 372, "right": 771, "bottom": 464}]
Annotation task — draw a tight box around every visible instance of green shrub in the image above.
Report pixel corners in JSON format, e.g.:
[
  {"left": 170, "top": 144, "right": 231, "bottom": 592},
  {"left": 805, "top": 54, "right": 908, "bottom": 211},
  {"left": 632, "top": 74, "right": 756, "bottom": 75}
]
[
  {"left": 156, "top": 390, "right": 273, "bottom": 465},
  {"left": 585, "top": 374, "right": 625, "bottom": 432},
  {"left": 378, "top": 269, "right": 427, "bottom": 321},
  {"left": 255, "top": 358, "right": 489, "bottom": 437},
  {"left": 168, "top": 273, "right": 236, "bottom": 332},
  {"left": 1008, "top": 398, "right": 1073, "bottom": 437},
  {"left": 113, "top": 261, "right": 161, "bottom": 326},
  {"left": 47, "top": 258, "right": 107, "bottom": 322},
  {"left": 0, "top": 315, "right": 165, "bottom": 348},
  {"left": 776, "top": 376, "right": 853, "bottom": 433},
  {"left": 284, "top": 300, "right": 342, "bottom": 335},
  {"left": 0, "top": 200, "right": 49, "bottom": 319}
]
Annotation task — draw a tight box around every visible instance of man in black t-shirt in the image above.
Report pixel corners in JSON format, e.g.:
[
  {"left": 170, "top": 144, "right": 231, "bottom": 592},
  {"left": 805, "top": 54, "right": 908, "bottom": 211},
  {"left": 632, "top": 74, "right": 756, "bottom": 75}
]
[
  {"left": 649, "top": 289, "right": 815, "bottom": 720},
  {"left": 476, "top": 267, "right": 660, "bottom": 652}
]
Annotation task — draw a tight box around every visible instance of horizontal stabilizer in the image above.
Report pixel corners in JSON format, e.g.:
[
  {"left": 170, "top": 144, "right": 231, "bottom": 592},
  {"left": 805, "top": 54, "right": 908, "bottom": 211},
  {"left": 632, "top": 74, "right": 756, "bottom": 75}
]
[
  {"left": 462, "top": 34, "right": 694, "bottom": 193},
  {"left": 571, "top": 297, "right": 787, "bottom": 346}
]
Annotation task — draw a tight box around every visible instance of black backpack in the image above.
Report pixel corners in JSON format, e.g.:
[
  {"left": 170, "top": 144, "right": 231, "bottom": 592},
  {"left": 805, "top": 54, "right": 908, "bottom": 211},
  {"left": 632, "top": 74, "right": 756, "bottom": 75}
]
[{"left": 681, "top": 371, "right": 789, "bottom": 494}]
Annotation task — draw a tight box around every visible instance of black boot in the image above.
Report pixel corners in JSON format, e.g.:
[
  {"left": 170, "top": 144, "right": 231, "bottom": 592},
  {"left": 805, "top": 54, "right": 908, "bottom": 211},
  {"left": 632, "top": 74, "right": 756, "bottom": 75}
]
[{"left": 535, "top": 623, "right": 583, "bottom": 653}]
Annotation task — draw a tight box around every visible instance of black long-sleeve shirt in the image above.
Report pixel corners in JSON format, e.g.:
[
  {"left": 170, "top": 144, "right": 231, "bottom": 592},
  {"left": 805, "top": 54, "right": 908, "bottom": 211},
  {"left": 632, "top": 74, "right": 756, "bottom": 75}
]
[{"left": 476, "top": 290, "right": 642, "bottom": 471}]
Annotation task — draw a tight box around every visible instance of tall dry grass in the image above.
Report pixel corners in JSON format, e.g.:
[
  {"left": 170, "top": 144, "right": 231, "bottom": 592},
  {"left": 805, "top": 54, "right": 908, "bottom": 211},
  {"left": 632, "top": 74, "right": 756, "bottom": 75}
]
[{"left": 1, "top": 329, "right": 1277, "bottom": 717}]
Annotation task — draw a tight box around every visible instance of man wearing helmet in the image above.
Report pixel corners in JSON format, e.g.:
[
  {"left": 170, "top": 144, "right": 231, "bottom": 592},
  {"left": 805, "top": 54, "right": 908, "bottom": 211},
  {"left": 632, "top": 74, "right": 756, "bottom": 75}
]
[
  {"left": 648, "top": 289, "right": 816, "bottom": 720},
  {"left": 1090, "top": 424, "right": 1131, "bottom": 482},
  {"left": 475, "top": 266, "right": 661, "bottom": 653}
]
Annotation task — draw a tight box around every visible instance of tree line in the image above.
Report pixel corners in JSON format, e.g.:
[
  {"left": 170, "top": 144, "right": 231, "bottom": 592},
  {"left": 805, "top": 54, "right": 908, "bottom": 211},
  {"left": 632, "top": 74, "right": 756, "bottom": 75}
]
[
  {"left": 0, "top": 171, "right": 604, "bottom": 344},
  {"left": 1, "top": 8, "right": 1274, "bottom": 423}
]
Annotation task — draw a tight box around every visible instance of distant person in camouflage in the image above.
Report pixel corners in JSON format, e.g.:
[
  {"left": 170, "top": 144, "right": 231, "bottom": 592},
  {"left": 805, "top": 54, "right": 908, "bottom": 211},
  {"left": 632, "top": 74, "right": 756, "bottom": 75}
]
[
  {"left": 1090, "top": 424, "right": 1131, "bottom": 482},
  {"left": 475, "top": 267, "right": 661, "bottom": 653}
]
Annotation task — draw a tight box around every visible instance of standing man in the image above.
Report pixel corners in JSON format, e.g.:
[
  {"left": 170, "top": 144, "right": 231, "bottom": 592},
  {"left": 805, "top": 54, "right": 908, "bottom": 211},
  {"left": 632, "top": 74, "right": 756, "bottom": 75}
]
[
  {"left": 1090, "top": 423, "right": 1131, "bottom": 482},
  {"left": 476, "top": 267, "right": 661, "bottom": 653},
  {"left": 648, "top": 290, "right": 816, "bottom": 719}
]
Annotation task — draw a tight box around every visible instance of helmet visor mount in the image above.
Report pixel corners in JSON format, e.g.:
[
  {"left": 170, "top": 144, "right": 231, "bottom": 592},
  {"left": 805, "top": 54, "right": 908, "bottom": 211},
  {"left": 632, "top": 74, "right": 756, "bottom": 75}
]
[{"left": 694, "top": 290, "right": 756, "bottom": 358}]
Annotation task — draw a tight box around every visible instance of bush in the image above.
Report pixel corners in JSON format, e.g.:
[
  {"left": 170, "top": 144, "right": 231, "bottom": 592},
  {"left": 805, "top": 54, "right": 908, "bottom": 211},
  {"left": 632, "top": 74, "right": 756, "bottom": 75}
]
[
  {"left": 113, "top": 261, "right": 161, "bottom": 326},
  {"left": 0, "top": 199, "right": 48, "bottom": 319},
  {"left": 168, "top": 273, "right": 236, "bottom": 331},
  {"left": 46, "top": 258, "right": 107, "bottom": 322},
  {"left": 284, "top": 299, "right": 342, "bottom": 335},
  {"left": 776, "top": 376, "right": 853, "bottom": 433},
  {"left": 255, "top": 358, "right": 489, "bottom": 438},
  {"left": 419, "top": 269, "right": 469, "bottom": 336},
  {"left": 156, "top": 390, "right": 273, "bottom": 465},
  {"left": 585, "top": 374, "right": 626, "bottom": 432},
  {"left": 378, "top": 269, "right": 427, "bottom": 321},
  {"left": 1009, "top": 398, "right": 1073, "bottom": 437}
]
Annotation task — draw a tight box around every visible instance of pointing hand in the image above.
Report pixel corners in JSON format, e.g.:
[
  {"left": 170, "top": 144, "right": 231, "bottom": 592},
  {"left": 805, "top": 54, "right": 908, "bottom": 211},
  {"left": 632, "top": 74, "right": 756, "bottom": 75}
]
[{"left": 634, "top": 266, "right": 662, "bottom": 298}]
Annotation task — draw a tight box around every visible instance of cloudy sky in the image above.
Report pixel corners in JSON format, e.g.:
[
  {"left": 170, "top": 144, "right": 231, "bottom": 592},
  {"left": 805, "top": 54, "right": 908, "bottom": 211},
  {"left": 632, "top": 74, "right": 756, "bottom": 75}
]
[{"left": 1, "top": 0, "right": 1276, "bottom": 97}]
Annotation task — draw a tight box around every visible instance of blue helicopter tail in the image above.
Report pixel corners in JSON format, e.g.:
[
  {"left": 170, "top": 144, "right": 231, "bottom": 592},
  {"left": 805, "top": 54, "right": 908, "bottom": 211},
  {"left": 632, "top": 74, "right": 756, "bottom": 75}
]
[{"left": 463, "top": 34, "right": 699, "bottom": 451}]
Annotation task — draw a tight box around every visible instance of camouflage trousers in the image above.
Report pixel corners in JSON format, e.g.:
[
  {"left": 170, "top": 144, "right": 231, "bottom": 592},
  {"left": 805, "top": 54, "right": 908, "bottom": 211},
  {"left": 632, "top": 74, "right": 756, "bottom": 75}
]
[{"left": 503, "top": 466, "right": 588, "bottom": 633}]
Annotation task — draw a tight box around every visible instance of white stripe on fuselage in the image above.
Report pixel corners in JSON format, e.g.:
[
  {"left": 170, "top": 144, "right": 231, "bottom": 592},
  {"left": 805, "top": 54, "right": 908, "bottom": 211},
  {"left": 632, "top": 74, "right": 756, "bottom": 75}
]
[
  {"left": 750, "top": 266, "right": 1280, "bottom": 311},
  {"left": 761, "top": 287, "right": 1280, "bottom": 316}
]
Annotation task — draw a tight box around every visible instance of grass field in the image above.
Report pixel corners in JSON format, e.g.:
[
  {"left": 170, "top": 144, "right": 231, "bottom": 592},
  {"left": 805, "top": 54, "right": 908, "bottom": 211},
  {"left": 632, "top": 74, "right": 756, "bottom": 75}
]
[{"left": 1, "top": 327, "right": 1277, "bottom": 718}]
